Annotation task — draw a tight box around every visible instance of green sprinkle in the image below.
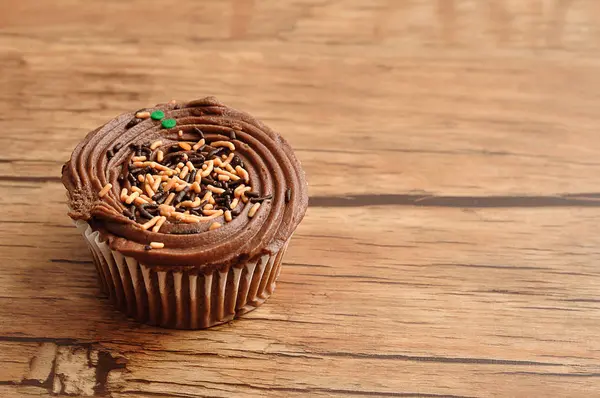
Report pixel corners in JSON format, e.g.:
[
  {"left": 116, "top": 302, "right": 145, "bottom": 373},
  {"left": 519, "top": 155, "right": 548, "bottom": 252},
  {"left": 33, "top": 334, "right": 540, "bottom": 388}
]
[
  {"left": 151, "top": 110, "right": 165, "bottom": 120},
  {"left": 162, "top": 118, "right": 176, "bottom": 129}
]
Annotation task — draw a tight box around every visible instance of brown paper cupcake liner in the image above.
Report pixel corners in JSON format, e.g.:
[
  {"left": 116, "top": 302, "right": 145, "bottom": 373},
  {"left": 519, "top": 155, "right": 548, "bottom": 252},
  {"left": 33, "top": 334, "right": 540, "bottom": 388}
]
[{"left": 75, "top": 220, "right": 288, "bottom": 329}]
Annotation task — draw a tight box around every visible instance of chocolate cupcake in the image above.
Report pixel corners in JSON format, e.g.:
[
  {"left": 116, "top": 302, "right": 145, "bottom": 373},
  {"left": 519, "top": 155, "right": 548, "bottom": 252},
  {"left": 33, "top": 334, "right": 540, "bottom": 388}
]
[{"left": 62, "top": 97, "right": 308, "bottom": 329}]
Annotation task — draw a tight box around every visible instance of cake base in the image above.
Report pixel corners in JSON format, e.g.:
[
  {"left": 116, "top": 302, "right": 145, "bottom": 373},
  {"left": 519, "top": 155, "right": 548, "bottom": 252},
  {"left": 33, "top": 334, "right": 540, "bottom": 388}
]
[{"left": 75, "top": 220, "right": 288, "bottom": 329}]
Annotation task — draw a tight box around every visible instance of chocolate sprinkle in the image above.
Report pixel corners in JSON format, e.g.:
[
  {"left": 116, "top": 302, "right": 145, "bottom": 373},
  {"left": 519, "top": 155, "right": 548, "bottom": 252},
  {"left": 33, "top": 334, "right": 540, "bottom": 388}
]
[
  {"left": 245, "top": 191, "right": 260, "bottom": 198},
  {"left": 230, "top": 156, "right": 241, "bottom": 168},
  {"left": 191, "top": 200, "right": 208, "bottom": 211},
  {"left": 144, "top": 245, "right": 152, "bottom": 251},
  {"left": 229, "top": 179, "right": 243, "bottom": 188},
  {"left": 250, "top": 194, "right": 272, "bottom": 203},
  {"left": 129, "top": 204, "right": 137, "bottom": 222},
  {"left": 201, "top": 177, "right": 215, "bottom": 186},
  {"left": 193, "top": 127, "right": 205, "bottom": 139},
  {"left": 285, "top": 188, "right": 292, "bottom": 203},
  {"left": 138, "top": 205, "right": 154, "bottom": 220},
  {"left": 229, "top": 130, "right": 236, "bottom": 140},
  {"left": 207, "top": 147, "right": 226, "bottom": 159},
  {"left": 123, "top": 209, "right": 134, "bottom": 220},
  {"left": 191, "top": 157, "right": 206, "bottom": 167},
  {"left": 189, "top": 170, "right": 197, "bottom": 184},
  {"left": 126, "top": 118, "right": 142, "bottom": 129},
  {"left": 175, "top": 187, "right": 190, "bottom": 204},
  {"left": 156, "top": 194, "right": 168, "bottom": 205}
]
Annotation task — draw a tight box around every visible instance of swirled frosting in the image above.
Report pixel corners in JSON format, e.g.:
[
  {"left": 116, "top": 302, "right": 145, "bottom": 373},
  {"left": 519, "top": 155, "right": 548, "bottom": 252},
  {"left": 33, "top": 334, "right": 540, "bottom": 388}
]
[{"left": 62, "top": 97, "right": 308, "bottom": 272}]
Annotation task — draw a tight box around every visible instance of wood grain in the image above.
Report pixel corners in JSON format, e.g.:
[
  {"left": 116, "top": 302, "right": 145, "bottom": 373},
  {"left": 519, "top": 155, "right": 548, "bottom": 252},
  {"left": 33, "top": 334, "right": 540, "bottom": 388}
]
[{"left": 1, "top": 0, "right": 599, "bottom": 397}]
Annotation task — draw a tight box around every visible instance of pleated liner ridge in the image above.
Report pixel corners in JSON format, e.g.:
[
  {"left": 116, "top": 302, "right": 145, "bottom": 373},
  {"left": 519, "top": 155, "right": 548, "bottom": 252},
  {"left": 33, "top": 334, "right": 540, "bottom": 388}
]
[{"left": 75, "top": 220, "right": 289, "bottom": 329}]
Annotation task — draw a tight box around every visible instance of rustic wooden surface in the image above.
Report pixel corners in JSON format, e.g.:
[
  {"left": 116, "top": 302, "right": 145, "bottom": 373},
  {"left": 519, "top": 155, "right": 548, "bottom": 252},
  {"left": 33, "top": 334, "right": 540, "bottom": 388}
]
[{"left": 1, "top": 0, "right": 600, "bottom": 397}]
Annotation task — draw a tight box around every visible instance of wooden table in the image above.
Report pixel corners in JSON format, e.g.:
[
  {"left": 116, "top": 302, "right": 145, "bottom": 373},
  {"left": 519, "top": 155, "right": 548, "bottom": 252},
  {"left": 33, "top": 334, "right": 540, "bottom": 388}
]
[{"left": 1, "top": 1, "right": 599, "bottom": 397}]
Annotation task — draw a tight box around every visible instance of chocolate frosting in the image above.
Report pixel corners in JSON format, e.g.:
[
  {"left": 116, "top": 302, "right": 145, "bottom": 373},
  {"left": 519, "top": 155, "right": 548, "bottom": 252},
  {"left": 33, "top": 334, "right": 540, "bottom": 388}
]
[{"left": 62, "top": 97, "right": 308, "bottom": 272}]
